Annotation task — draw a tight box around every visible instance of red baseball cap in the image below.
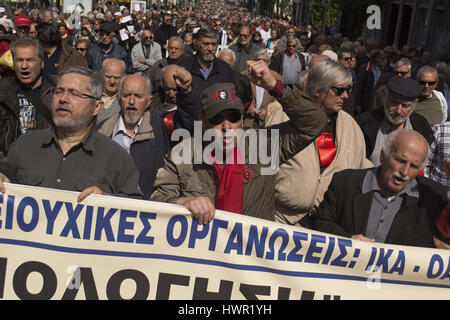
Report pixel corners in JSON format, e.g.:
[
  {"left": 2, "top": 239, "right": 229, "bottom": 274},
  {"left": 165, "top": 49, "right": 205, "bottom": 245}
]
[{"left": 14, "top": 14, "right": 31, "bottom": 27}]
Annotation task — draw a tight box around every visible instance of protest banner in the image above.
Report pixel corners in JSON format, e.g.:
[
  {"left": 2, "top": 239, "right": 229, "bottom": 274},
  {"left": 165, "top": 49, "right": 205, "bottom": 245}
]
[{"left": 0, "top": 183, "right": 449, "bottom": 300}]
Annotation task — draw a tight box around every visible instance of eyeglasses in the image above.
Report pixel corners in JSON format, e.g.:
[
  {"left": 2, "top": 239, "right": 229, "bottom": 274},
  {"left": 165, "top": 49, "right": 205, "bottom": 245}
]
[
  {"left": 287, "top": 44, "right": 296, "bottom": 48},
  {"left": 331, "top": 86, "right": 352, "bottom": 96},
  {"left": 17, "top": 26, "right": 30, "bottom": 34},
  {"left": 142, "top": 36, "right": 153, "bottom": 40},
  {"left": 341, "top": 57, "right": 352, "bottom": 61},
  {"left": 239, "top": 33, "right": 250, "bottom": 38},
  {"left": 76, "top": 47, "right": 87, "bottom": 51},
  {"left": 418, "top": 80, "right": 436, "bottom": 86},
  {"left": 50, "top": 87, "right": 99, "bottom": 100},
  {"left": 394, "top": 70, "right": 409, "bottom": 76},
  {"left": 209, "top": 110, "right": 242, "bottom": 126}
]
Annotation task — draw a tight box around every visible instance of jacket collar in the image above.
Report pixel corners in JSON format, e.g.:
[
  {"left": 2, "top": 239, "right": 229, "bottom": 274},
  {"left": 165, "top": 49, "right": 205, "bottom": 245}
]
[{"left": 97, "top": 109, "right": 155, "bottom": 142}]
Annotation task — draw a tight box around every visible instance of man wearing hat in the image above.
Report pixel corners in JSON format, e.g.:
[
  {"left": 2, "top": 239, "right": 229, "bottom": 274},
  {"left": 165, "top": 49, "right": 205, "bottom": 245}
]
[
  {"left": 85, "top": 21, "right": 134, "bottom": 73},
  {"left": 356, "top": 75, "right": 434, "bottom": 166},
  {"left": 0, "top": 7, "right": 13, "bottom": 29},
  {"left": 150, "top": 60, "right": 328, "bottom": 224}
]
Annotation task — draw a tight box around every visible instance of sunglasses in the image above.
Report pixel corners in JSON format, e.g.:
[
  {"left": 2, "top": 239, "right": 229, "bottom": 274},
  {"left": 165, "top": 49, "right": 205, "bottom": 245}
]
[
  {"left": 76, "top": 47, "right": 87, "bottom": 51},
  {"left": 394, "top": 70, "right": 409, "bottom": 76},
  {"left": 142, "top": 36, "right": 153, "bottom": 40},
  {"left": 418, "top": 80, "right": 436, "bottom": 86},
  {"left": 209, "top": 110, "right": 242, "bottom": 126},
  {"left": 331, "top": 86, "right": 352, "bottom": 96},
  {"left": 342, "top": 57, "right": 352, "bottom": 61}
]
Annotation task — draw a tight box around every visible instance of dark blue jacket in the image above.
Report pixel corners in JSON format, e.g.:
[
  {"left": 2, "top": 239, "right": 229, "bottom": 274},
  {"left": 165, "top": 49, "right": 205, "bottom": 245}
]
[
  {"left": 96, "top": 109, "right": 170, "bottom": 199},
  {"left": 85, "top": 42, "right": 134, "bottom": 74}
]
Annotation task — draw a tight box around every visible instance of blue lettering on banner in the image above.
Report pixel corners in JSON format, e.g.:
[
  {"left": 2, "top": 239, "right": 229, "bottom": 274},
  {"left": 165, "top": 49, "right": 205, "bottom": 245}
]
[
  {"left": 5, "top": 195, "right": 15, "bottom": 230},
  {"left": 427, "top": 255, "right": 450, "bottom": 280},
  {"left": 42, "top": 200, "right": 63, "bottom": 235},
  {"left": 117, "top": 210, "right": 137, "bottom": 243},
  {"left": 16, "top": 197, "right": 40, "bottom": 232},
  {"left": 245, "top": 225, "right": 268, "bottom": 258},
  {"left": 60, "top": 203, "right": 84, "bottom": 239},
  {"left": 265, "top": 228, "right": 289, "bottom": 261},
  {"left": 166, "top": 215, "right": 188, "bottom": 247},
  {"left": 135, "top": 212, "right": 157, "bottom": 245},
  {"left": 224, "top": 223, "right": 243, "bottom": 255},
  {"left": 305, "top": 234, "right": 326, "bottom": 264},
  {"left": 83, "top": 206, "right": 94, "bottom": 240},
  {"left": 286, "top": 231, "right": 308, "bottom": 262},
  {"left": 94, "top": 207, "right": 118, "bottom": 242},
  {"left": 208, "top": 219, "right": 228, "bottom": 251},
  {"left": 189, "top": 220, "right": 210, "bottom": 248},
  {"left": 330, "top": 239, "right": 352, "bottom": 268}
]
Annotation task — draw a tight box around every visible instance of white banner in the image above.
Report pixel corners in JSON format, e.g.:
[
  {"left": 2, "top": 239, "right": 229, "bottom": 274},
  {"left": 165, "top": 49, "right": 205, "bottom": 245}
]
[{"left": 0, "top": 183, "right": 449, "bottom": 300}]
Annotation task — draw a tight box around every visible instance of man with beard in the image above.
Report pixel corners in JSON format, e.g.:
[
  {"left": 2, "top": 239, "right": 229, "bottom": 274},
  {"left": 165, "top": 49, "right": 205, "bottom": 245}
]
[
  {"left": 0, "top": 37, "right": 54, "bottom": 159},
  {"left": 312, "top": 129, "right": 447, "bottom": 248},
  {"left": 177, "top": 27, "right": 235, "bottom": 133},
  {"left": 356, "top": 76, "right": 434, "bottom": 166},
  {"left": 96, "top": 73, "right": 170, "bottom": 199},
  {"left": 229, "top": 23, "right": 261, "bottom": 73},
  {"left": 0, "top": 66, "right": 143, "bottom": 201}
]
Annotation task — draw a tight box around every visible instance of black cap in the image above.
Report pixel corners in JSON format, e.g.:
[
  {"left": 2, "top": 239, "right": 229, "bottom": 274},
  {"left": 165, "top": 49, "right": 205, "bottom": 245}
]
[
  {"left": 387, "top": 76, "right": 422, "bottom": 100},
  {"left": 201, "top": 83, "right": 244, "bottom": 119},
  {"left": 99, "top": 22, "right": 116, "bottom": 34}
]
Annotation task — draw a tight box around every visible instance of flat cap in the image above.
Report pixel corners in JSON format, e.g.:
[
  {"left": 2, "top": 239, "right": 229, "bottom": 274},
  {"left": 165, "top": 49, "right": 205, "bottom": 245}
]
[
  {"left": 387, "top": 75, "right": 422, "bottom": 100},
  {"left": 201, "top": 83, "right": 244, "bottom": 119},
  {"left": 98, "top": 22, "right": 116, "bottom": 33}
]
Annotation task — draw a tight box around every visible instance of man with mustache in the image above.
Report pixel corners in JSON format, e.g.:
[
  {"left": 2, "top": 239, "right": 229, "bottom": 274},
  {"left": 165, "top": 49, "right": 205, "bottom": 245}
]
[
  {"left": 0, "top": 66, "right": 143, "bottom": 202},
  {"left": 96, "top": 72, "right": 170, "bottom": 199},
  {"left": 356, "top": 76, "right": 434, "bottom": 166},
  {"left": 0, "top": 37, "right": 54, "bottom": 160},
  {"left": 228, "top": 23, "right": 261, "bottom": 73},
  {"left": 312, "top": 129, "right": 447, "bottom": 248},
  {"left": 178, "top": 27, "right": 235, "bottom": 133}
]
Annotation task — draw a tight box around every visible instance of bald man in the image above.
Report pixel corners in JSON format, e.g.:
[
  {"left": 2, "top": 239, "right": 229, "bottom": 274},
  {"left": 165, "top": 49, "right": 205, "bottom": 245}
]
[
  {"left": 312, "top": 129, "right": 447, "bottom": 248},
  {"left": 308, "top": 54, "right": 329, "bottom": 69}
]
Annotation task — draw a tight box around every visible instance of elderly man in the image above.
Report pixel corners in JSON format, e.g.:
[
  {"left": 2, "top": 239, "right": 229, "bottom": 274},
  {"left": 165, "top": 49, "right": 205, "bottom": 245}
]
[
  {"left": 96, "top": 58, "right": 126, "bottom": 123},
  {"left": 97, "top": 73, "right": 170, "bottom": 199},
  {"left": 414, "top": 65, "right": 447, "bottom": 126},
  {"left": 0, "top": 66, "right": 142, "bottom": 201},
  {"left": 228, "top": 23, "right": 261, "bottom": 72},
  {"left": 0, "top": 37, "right": 55, "bottom": 159},
  {"left": 131, "top": 29, "right": 162, "bottom": 75},
  {"left": 269, "top": 36, "right": 306, "bottom": 87},
  {"left": 267, "top": 59, "right": 372, "bottom": 227},
  {"left": 312, "top": 129, "right": 447, "bottom": 248},
  {"left": 356, "top": 76, "right": 433, "bottom": 166},
  {"left": 85, "top": 22, "right": 133, "bottom": 74},
  {"left": 150, "top": 60, "right": 328, "bottom": 224},
  {"left": 150, "top": 36, "right": 184, "bottom": 93}
]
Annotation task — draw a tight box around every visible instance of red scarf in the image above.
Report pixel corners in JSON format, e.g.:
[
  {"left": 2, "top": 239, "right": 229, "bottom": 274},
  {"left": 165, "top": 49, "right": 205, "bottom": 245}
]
[
  {"left": 211, "top": 148, "right": 245, "bottom": 214},
  {"left": 316, "top": 132, "right": 337, "bottom": 167}
]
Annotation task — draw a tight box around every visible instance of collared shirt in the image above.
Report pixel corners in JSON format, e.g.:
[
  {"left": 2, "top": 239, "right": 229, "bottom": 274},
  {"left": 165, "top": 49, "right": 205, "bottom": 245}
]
[
  {"left": 43, "top": 45, "right": 63, "bottom": 75},
  {"left": 198, "top": 57, "right": 214, "bottom": 80},
  {"left": 112, "top": 115, "right": 143, "bottom": 154},
  {"left": 362, "top": 167, "right": 419, "bottom": 242},
  {"left": 369, "top": 117, "right": 413, "bottom": 166},
  {"left": 443, "top": 81, "right": 450, "bottom": 120},
  {"left": 424, "top": 122, "right": 450, "bottom": 198},
  {"left": 282, "top": 52, "right": 302, "bottom": 85},
  {"left": 255, "top": 85, "right": 265, "bottom": 110},
  {"left": 101, "top": 92, "right": 118, "bottom": 110},
  {"left": 6, "top": 126, "right": 143, "bottom": 198}
]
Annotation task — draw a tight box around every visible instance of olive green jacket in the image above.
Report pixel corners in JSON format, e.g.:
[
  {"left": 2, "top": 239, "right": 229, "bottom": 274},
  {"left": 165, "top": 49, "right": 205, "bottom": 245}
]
[{"left": 150, "top": 86, "right": 328, "bottom": 221}]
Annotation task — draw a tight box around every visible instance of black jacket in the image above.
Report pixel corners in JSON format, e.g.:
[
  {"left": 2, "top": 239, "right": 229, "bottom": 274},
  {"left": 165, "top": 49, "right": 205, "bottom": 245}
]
[
  {"left": 312, "top": 168, "right": 447, "bottom": 248},
  {"left": 179, "top": 54, "right": 236, "bottom": 95},
  {"left": 355, "top": 108, "right": 434, "bottom": 158},
  {"left": 85, "top": 42, "right": 134, "bottom": 73},
  {"left": 0, "top": 74, "right": 55, "bottom": 157}
]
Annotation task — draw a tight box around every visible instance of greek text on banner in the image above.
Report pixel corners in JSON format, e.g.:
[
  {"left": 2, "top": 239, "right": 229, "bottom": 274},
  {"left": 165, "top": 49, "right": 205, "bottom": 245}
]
[{"left": 0, "top": 183, "right": 449, "bottom": 300}]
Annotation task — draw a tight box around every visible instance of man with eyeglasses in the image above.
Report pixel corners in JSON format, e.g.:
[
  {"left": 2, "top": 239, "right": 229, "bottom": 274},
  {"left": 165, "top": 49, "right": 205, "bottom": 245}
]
[
  {"left": 356, "top": 76, "right": 434, "bottom": 167},
  {"left": 85, "top": 22, "right": 134, "bottom": 74},
  {"left": 414, "top": 65, "right": 447, "bottom": 126},
  {"left": 75, "top": 39, "right": 89, "bottom": 57},
  {"left": 150, "top": 60, "right": 328, "bottom": 224},
  {"left": 337, "top": 48, "right": 357, "bottom": 116},
  {"left": 150, "top": 36, "right": 184, "bottom": 94},
  {"left": 228, "top": 23, "right": 261, "bottom": 72},
  {"left": 131, "top": 29, "right": 161, "bottom": 75},
  {"left": 0, "top": 66, "right": 143, "bottom": 201},
  {"left": 0, "top": 37, "right": 55, "bottom": 159}
]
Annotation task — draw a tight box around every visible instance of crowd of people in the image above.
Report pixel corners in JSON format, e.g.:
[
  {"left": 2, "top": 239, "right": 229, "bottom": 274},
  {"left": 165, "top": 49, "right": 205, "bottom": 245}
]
[{"left": 0, "top": 0, "right": 449, "bottom": 251}]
